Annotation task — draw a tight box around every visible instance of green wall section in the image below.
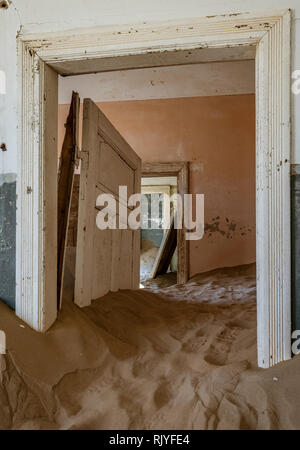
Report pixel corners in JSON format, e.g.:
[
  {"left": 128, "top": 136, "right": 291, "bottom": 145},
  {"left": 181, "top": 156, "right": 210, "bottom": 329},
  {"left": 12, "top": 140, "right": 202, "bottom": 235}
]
[
  {"left": 0, "top": 174, "right": 16, "bottom": 310},
  {"left": 292, "top": 172, "right": 300, "bottom": 332}
]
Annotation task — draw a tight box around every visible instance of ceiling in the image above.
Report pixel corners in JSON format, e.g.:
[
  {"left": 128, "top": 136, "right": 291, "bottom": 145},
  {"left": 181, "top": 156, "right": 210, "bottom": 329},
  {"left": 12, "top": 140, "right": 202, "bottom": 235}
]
[
  {"left": 53, "top": 44, "right": 255, "bottom": 76},
  {"left": 58, "top": 59, "right": 255, "bottom": 103}
]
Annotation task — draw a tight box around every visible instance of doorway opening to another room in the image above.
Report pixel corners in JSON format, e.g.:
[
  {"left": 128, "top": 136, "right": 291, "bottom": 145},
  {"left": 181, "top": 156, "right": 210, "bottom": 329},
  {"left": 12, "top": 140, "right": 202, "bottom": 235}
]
[
  {"left": 140, "top": 175, "right": 178, "bottom": 288},
  {"left": 17, "top": 12, "right": 291, "bottom": 368},
  {"left": 141, "top": 163, "right": 189, "bottom": 289}
]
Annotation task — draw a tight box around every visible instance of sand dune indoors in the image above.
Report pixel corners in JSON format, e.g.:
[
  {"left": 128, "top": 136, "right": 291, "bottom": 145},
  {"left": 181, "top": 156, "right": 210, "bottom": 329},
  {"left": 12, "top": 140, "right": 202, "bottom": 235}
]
[{"left": 0, "top": 263, "right": 299, "bottom": 430}]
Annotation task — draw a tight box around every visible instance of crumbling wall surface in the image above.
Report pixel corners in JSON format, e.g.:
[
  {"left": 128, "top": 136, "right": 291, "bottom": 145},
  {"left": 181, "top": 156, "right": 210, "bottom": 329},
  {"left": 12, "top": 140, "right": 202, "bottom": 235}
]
[{"left": 0, "top": 5, "right": 20, "bottom": 309}]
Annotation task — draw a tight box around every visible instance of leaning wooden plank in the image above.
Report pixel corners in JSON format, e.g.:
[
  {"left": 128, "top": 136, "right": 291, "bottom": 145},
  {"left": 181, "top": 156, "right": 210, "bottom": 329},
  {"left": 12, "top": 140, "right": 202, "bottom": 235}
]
[
  {"left": 57, "top": 91, "right": 80, "bottom": 309},
  {"left": 150, "top": 213, "right": 177, "bottom": 279}
]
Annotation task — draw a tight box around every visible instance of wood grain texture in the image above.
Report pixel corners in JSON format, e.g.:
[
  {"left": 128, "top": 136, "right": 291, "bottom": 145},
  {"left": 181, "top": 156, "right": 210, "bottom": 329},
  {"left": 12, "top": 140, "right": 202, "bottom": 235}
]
[
  {"left": 57, "top": 91, "right": 80, "bottom": 309},
  {"left": 75, "top": 99, "right": 99, "bottom": 307},
  {"left": 42, "top": 63, "right": 59, "bottom": 328},
  {"left": 67, "top": 174, "right": 80, "bottom": 247},
  {"left": 75, "top": 98, "right": 141, "bottom": 307}
]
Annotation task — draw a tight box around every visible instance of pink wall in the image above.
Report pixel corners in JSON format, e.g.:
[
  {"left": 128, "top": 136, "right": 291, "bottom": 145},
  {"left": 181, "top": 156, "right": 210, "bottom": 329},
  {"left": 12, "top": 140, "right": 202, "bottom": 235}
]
[{"left": 58, "top": 94, "right": 255, "bottom": 277}]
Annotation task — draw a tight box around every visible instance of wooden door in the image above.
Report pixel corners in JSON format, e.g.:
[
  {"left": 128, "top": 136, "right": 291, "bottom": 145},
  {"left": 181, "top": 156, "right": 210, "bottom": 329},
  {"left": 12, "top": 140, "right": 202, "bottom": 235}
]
[
  {"left": 57, "top": 91, "right": 80, "bottom": 309},
  {"left": 75, "top": 99, "right": 141, "bottom": 307}
]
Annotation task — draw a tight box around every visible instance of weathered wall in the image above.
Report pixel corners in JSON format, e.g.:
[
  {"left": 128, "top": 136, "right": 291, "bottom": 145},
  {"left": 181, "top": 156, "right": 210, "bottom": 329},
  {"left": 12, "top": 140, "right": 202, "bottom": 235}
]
[
  {"left": 58, "top": 94, "right": 255, "bottom": 276},
  {"left": 1, "top": 0, "right": 300, "bottom": 310},
  {"left": 0, "top": 174, "right": 16, "bottom": 309},
  {"left": 1, "top": 1, "right": 300, "bottom": 175}
]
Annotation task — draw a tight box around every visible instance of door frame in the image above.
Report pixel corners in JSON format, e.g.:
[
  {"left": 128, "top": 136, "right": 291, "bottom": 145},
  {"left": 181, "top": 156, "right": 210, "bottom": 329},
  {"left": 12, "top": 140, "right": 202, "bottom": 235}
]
[
  {"left": 16, "top": 10, "right": 291, "bottom": 368},
  {"left": 142, "top": 162, "right": 189, "bottom": 285},
  {"left": 141, "top": 184, "right": 171, "bottom": 235}
]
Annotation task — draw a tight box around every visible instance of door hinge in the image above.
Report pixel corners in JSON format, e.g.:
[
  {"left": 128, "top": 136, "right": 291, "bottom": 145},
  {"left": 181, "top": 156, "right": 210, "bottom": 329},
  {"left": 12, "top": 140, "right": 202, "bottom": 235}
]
[{"left": 75, "top": 146, "right": 89, "bottom": 168}]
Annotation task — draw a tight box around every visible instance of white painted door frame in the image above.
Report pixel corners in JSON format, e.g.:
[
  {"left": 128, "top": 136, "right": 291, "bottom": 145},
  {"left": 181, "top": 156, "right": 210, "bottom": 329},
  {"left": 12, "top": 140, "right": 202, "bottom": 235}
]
[{"left": 16, "top": 10, "right": 291, "bottom": 368}]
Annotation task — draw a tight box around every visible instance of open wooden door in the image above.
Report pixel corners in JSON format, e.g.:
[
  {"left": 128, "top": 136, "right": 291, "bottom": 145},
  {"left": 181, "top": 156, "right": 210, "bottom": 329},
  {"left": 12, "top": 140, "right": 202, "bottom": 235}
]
[
  {"left": 75, "top": 99, "right": 141, "bottom": 307},
  {"left": 57, "top": 91, "right": 80, "bottom": 309}
]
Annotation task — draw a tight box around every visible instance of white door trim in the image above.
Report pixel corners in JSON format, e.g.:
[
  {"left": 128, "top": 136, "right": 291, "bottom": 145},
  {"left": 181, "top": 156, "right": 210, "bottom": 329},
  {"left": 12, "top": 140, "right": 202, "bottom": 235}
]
[{"left": 17, "top": 10, "right": 291, "bottom": 367}]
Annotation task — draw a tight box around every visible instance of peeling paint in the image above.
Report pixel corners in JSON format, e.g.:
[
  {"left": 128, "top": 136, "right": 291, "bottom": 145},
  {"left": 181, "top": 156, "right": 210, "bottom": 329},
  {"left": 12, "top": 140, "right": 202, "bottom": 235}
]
[
  {"left": 0, "top": 1, "right": 9, "bottom": 10},
  {"left": 16, "top": 24, "right": 23, "bottom": 39},
  {"left": 206, "top": 13, "right": 249, "bottom": 19},
  {"left": 204, "top": 217, "right": 247, "bottom": 240},
  {"left": 291, "top": 164, "right": 300, "bottom": 176}
]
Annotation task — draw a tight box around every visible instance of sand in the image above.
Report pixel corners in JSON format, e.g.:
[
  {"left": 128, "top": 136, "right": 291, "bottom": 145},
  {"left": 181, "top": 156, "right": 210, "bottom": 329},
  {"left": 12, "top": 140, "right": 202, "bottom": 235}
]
[
  {"left": 140, "top": 238, "right": 159, "bottom": 282},
  {"left": 0, "top": 262, "right": 300, "bottom": 430}
]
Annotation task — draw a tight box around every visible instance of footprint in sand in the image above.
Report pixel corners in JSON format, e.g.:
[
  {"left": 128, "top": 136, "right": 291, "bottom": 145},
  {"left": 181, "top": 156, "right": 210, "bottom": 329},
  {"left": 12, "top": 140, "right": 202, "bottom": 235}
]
[
  {"left": 182, "top": 328, "right": 210, "bottom": 353},
  {"left": 204, "top": 328, "right": 239, "bottom": 366},
  {"left": 204, "top": 343, "right": 229, "bottom": 366},
  {"left": 182, "top": 335, "right": 209, "bottom": 353},
  {"left": 145, "top": 331, "right": 181, "bottom": 354},
  {"left": 226, "top": 318, "right": 254, "bottom": 330},
  {"left": 153, "top": 381, "right": 174, "bottom": 409}
]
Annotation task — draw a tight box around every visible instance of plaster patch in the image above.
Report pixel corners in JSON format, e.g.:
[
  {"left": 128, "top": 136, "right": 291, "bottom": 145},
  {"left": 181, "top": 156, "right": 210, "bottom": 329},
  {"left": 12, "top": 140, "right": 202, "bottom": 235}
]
[
  {"left": 0, "top": 1, "right": 9, "bottom": 10},
  {"left": 291, "top": 164, "right": 300, "bottom": 176},
  {"left": 204, "top": 217, "right": 251, "bottom": 240}
]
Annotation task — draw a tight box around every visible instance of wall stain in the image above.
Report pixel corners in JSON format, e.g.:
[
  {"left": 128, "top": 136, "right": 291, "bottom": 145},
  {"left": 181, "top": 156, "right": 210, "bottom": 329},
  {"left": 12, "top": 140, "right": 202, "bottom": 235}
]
[
  {"left": 0, "top": 1, "right": 9, "bottom": 10},
  {"left": 206, "top": 13, "right": 249, "bottom": 19},
  {"left": 205, "top": 217, "right": 252, "bottom": 240},
  {"left": 291, "top": 164, "right": 300, "bottom": 176}
]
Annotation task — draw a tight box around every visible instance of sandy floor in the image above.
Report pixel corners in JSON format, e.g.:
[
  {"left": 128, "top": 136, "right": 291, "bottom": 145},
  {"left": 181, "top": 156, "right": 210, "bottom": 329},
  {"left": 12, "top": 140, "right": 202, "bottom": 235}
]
[
  {"left": 142, "top": 272, "right": 177, "bottom": 290},
  {"left": 0, "top": 263, "right": 300, "bottom": 430},
  {"left": 140, "top": 238, "right": 159, "bottom": 282}
]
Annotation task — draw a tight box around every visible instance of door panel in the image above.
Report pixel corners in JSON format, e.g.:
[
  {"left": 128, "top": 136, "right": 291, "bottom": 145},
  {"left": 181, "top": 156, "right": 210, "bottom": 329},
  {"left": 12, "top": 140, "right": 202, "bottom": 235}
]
[
  {"left": 57, "top": 91, "right": 80, "bottom": 310},
  {"left": 98, "top": 143, "right": 135, "bottom": 197},
  {"left": 75, "top": 98, "right": 141, "bottom": 307}
]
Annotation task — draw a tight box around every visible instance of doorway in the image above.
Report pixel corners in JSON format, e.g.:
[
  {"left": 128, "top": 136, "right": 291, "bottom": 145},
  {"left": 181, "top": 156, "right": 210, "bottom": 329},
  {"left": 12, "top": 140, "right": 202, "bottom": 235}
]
[
  {"left": 141, "top": 163, "right": 189, "bottom": 287},
  {"left": 140, "top": 175, "right": 178, "bottom": 288},
  {"left": 17, "top": 11, "right": 291, "bottom": 368}
]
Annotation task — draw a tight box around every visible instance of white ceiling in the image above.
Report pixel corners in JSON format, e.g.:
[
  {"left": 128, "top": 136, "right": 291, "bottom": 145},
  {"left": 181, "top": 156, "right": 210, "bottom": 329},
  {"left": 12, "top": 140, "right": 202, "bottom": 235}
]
[
  {"left": 53, "top": 45, "right": 255, "bottom": 76},
  {"left": 142, "top": 176, "right": 178, "bottom": 186},
  {"left": 58, "top": 60, "right": 255, "bottom": 103}
]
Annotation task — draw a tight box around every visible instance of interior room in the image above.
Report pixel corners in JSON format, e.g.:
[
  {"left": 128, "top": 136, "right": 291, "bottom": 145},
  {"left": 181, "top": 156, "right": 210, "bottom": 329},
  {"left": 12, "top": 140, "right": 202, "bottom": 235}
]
[
  {"left": 58, "top": 59, "right": 256, "bottom": 300},
  {"left": 140, "top": 175, "right": 178, "bottom": 287},
  {"left": 40, "top": 58, "right": 258, "bottom": 429},
  {"left": 1, "top": 4, "right": 298, "bottom": 431}
]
